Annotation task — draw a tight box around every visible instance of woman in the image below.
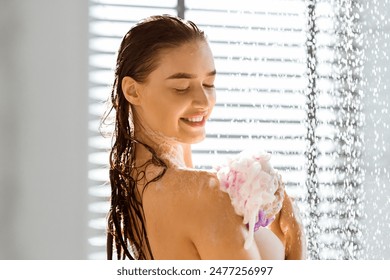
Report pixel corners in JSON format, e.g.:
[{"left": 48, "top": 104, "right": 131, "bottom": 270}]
[{"left": 103, "top": 15, "right": 305, "bottom": 260}]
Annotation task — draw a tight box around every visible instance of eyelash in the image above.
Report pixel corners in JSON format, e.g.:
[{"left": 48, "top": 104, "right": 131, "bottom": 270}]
[
  {"left": 203, "top": 84, "right": 215, "bottom": 89},
  {"left": 175, "top": 87, "right": 189, "bottom": 93},
  {"left": 174, "top": 84, "right": 215, "bottom": 94}
]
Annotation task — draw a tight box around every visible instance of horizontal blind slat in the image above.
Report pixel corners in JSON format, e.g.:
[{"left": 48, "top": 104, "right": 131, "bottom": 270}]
[
  {"left": 209, "top": 42, "right": 306, "bottom": 61},
  {"left": 185, "top": 0, "right": 305, "bottom": 14},
  {"left": 91, "top": 0, "right": 177, "bottom": 6},
  {"left": 90, "top": 6, "right": 176, "bottom": 21},
  {"left": 186, "top": 10, "right": 305, "bottom": 28},
  {"left": 201, "top": 26, "right": 307, "bottom": 45}
]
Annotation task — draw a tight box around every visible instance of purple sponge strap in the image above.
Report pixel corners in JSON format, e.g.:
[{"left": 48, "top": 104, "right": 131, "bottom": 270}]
[{"left": 247, "top": 210, "right": 274, "bottom": 231}]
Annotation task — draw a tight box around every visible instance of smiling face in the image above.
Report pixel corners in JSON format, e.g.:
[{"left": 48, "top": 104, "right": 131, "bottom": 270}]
[{"left": 124, "top": 40, "right": 216, "bottom": 144}]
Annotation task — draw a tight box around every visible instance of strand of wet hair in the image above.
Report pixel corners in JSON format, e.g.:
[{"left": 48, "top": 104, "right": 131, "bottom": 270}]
[{"left": 107, "top": 135, "right": 167, "bottom": 259}]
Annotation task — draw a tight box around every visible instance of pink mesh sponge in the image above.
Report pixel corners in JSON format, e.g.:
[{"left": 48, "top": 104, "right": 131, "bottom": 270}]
[{"left": 215, "top": 149, "right": 285, "bottom": 249}]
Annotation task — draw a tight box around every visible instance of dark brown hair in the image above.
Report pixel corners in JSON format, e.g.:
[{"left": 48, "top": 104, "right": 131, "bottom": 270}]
[{"left": 102, "top": 15, "right": 206, "bottom": 260}]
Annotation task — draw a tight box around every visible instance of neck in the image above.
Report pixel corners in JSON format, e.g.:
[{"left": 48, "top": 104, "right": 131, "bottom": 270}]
[{"left": 134, "top": 123, "right": 193, "bottom": 169}]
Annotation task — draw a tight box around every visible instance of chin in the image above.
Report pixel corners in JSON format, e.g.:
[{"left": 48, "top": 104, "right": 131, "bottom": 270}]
[
  {"left": 180, "top": 133, "right": 206, "bottom": 145},
  {"left": 191, "top": 137, "right": 205, "bottom": 144}
]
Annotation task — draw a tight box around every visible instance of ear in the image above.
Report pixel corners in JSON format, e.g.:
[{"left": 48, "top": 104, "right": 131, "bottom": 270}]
[{"left": 121, "top": 76, "right": 142, "bottom": 106}]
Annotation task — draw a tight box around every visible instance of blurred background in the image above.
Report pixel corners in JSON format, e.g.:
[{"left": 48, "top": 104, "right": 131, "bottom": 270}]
[
  {"left": 0, "top": 0, "right": 88, "bottom": 259},
  {"left": 0, "top": 0, "right": 389, "bottom": 259}
]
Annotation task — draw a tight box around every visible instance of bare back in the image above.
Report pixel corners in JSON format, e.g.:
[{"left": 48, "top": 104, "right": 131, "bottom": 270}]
[{"left": 138, "top": 167, "right": 262, "bottom": 259}]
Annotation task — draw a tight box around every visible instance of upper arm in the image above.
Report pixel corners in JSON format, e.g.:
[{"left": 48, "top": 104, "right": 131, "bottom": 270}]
[{"left": 185, "top": 179, "right": 262, "bottom": 260}]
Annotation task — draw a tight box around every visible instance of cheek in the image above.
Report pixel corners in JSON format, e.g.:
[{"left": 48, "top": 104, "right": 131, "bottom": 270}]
[
  {"left": 144, "top": 95, "right": 183, "bottom": 127},
  {"left": 211, "top": 91, "right": 217, "bottom": 106},
  {"left": 209, "top": 91, "right": 217, "bottom": 111}
]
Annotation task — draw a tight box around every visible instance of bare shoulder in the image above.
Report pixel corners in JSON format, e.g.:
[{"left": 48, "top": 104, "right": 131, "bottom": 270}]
[
  {"left": 161, "top": 168, "right": 230, "bottom": 214},
  {"left": 142, "top": 168, "right": 223, "bottom": 216},
  {"left": 140, "top": 168, "right": 220, "bottom": 218}
]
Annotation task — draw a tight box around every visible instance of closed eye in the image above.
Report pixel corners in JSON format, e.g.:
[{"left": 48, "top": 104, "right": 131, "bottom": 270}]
[
  {"left": 175, "top": 87, "right": 190, "bottom": 93},
  {"left": 203, "top": 84, "right": 215, "bottom": 88}
]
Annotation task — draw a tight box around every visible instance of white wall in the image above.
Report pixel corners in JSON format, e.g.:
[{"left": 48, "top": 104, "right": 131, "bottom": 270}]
[{"left": 0, "top": 0, "right": 88, "bottom": 259}]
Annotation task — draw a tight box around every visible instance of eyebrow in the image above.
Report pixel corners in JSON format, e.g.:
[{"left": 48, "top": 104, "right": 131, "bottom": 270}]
[{"left": 166, "top": 70, "right": 217, "bottom": 80}]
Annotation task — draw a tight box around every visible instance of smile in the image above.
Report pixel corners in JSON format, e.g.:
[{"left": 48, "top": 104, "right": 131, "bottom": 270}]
[
  {"left": 184, "top": 116, "right": 203, "bottom": 122},
  {"left": 180, "top": 116, "right": 206, "bottom": 127}
]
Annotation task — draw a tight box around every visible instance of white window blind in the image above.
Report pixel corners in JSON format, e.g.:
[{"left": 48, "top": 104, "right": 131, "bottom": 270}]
[{"left": 88, "top": 0, "right": 363, "bottom": 260}]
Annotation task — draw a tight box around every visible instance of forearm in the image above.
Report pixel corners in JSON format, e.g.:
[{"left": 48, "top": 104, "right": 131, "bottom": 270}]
[
  {"left": 269, "top": 192, "right": 307, "bottom": 260},
  {"left": 284, "top": 227, "right": 306, "bottom": 260},
  {"left": 285, "top": 196, "right": 306, "bottom": 260}
]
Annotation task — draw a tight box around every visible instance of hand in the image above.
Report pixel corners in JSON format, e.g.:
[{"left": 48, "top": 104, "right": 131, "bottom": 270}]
[{"left": 263, "top": 173, "right": 285, "bottom": 219}]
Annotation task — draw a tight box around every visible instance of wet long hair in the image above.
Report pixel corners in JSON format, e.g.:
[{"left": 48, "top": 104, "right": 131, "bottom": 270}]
[{"left": 102, "top": 15, "right": 206, "bottom": 260}]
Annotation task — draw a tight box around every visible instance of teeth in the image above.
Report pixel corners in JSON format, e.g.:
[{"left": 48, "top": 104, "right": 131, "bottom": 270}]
[{"left": 185, "top": 116, "right": 203, "bottom": 122}]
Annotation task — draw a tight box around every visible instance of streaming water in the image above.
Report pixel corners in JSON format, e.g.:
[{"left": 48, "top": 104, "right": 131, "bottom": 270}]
[
  {"left": 303, "top": 0, "right": 390, "bottom": 259},
  {"left": 334, "top": 0, "right": 365, "bottom": 259}
]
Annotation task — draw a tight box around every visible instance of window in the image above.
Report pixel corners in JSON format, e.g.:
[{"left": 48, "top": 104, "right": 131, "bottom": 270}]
[{"left": 88, "top": 0, "right": 364, "bottom": 259}]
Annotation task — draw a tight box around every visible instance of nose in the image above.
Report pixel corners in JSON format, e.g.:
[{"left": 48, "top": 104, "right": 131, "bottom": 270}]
[{"left": 192, "top": 85, "right": 212, "bottom": 109}]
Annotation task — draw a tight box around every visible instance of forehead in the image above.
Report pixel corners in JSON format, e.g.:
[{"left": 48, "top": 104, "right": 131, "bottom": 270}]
[{"left": 152, "top": 40, "right": 215, "bottom": 77}]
